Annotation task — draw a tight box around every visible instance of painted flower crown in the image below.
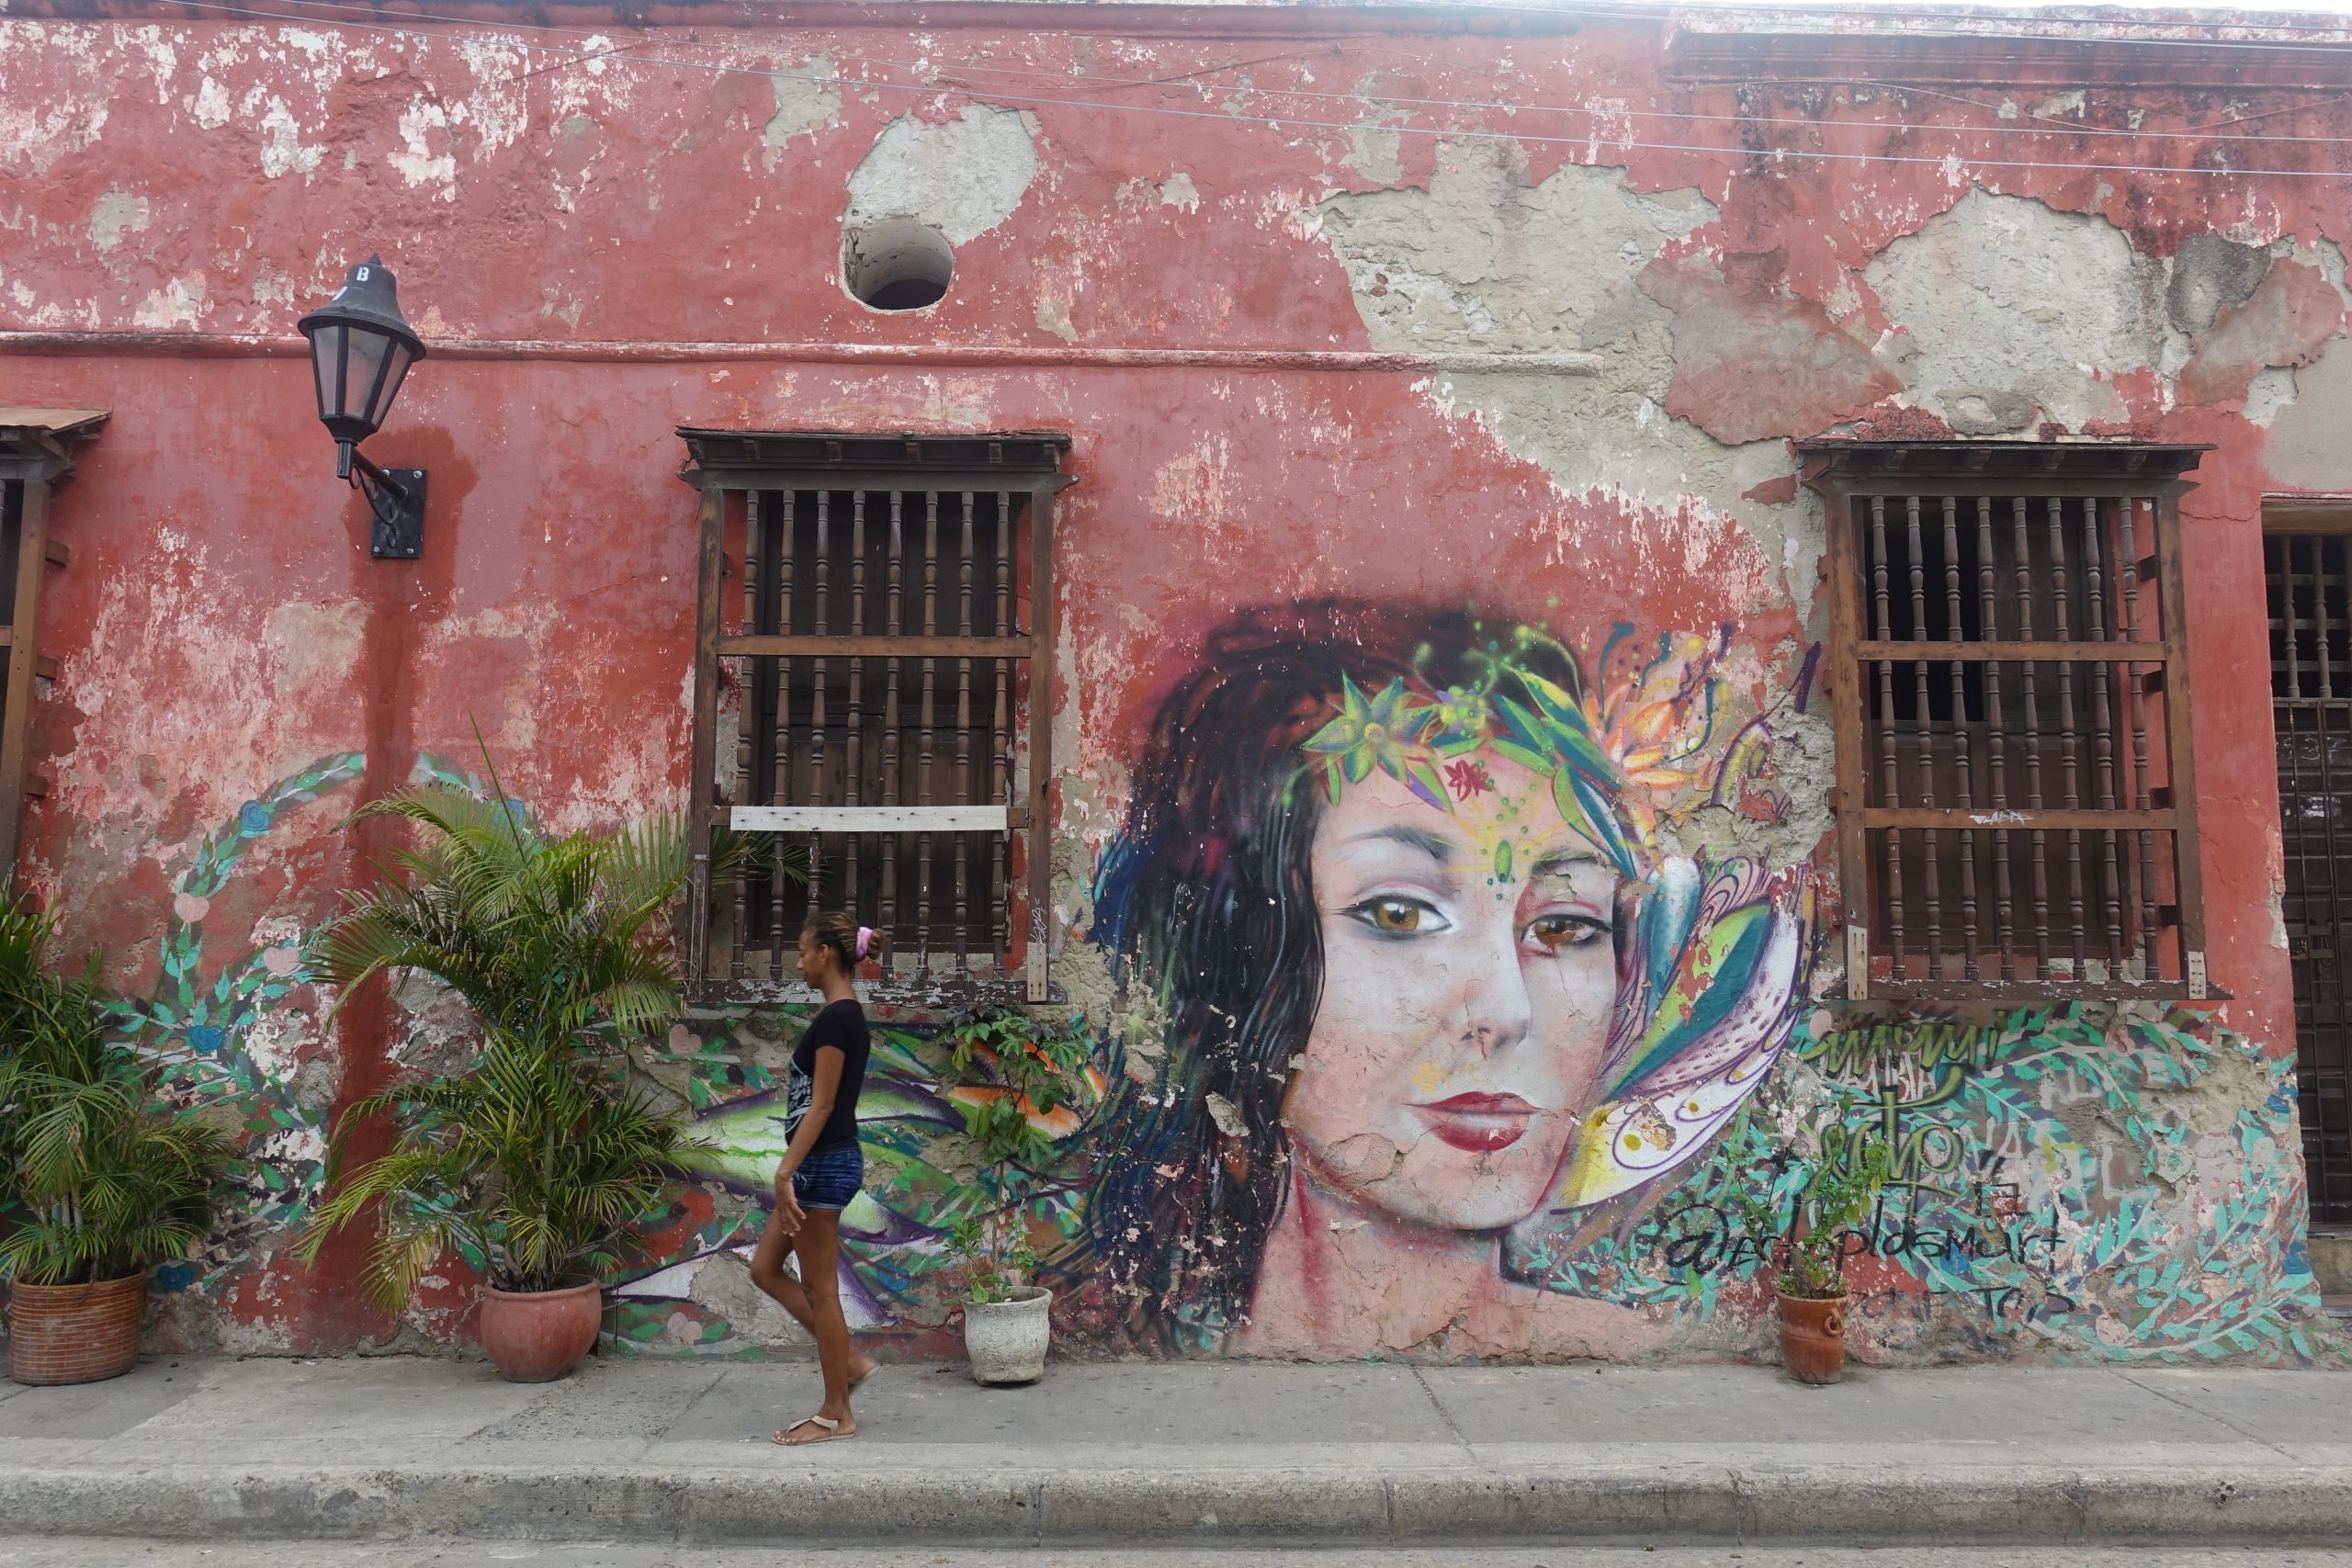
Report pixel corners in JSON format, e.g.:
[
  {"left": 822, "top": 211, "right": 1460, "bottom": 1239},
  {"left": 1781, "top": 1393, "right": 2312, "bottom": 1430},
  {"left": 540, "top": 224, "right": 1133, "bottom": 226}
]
[{"left": 1298, "top": 623, "right": 1730, "bottom": 872}]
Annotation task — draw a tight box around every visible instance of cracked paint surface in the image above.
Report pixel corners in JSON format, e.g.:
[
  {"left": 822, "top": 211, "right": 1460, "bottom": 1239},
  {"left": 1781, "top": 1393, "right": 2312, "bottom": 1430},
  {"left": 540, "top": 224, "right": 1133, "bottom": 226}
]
[{"left": 4, "top": 5, "right": 2349, "bottom": 1361}]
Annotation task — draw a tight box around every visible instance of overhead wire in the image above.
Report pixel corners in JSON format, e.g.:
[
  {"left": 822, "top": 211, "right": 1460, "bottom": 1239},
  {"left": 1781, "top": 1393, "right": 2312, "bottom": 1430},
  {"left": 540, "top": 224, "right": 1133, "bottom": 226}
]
[
  {"left": 127, "top": 0, "right": 2352, "bottom": 180},
  {"left": 122, "top": 0, "right": 2352, "bottom": 146}
]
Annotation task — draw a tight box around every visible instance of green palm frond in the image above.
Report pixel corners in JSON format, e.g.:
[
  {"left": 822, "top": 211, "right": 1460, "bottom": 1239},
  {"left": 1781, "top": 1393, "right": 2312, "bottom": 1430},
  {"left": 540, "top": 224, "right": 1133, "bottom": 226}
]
[{"left": 0, "top": 889, "right": 229, "bottom": 1286}]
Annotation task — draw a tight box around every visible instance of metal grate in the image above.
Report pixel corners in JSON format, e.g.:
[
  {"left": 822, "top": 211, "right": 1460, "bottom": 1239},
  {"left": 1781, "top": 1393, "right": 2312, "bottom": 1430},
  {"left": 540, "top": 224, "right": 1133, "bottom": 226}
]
[
  {"left": 679, "top": 431, "right": 1071, "bottom": 1004},
  {"left": 1805, "top": 442, "right": 2212, "bottom": 1003},
  {"left": 2270, "top": 531, "right": 2352, "bottom": 1222}
]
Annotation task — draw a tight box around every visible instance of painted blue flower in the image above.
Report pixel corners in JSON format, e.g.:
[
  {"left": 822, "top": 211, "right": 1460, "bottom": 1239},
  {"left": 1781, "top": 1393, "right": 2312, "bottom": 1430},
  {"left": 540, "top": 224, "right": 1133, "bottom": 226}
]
[
  {"left": 238, "top": 801, "right": 271, "bottom": 835},
  {"left": 153, "top": 1263, "right": 196, "bottom": 1294},
  {"left": 187, "top": 1025, "right": 228, "bottom": 1055}
]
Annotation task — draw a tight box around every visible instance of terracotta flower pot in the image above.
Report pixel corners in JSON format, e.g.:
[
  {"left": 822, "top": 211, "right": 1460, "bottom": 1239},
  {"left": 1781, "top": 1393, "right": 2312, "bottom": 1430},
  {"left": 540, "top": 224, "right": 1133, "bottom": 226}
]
[
  {"left": 1777, "top": 1291, "right": 1849, "bottom": 1385},
  {"left": 7, "top": 1273, "right": 146, "bottom": 1386},
  {"left": 478, "top": 1280, "right": 604, "bottom": 1382}
]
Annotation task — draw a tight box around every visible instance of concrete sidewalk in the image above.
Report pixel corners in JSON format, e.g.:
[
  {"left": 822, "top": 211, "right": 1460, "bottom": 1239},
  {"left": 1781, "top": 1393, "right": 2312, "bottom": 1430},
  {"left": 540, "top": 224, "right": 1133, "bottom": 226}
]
[{"left": 2, "top": 1355, "right": 2349, "bottom": 1547}]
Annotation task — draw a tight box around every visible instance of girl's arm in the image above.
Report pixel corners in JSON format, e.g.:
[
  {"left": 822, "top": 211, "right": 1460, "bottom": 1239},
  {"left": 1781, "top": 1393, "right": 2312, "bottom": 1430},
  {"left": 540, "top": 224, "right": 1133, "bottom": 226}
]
[{"left": 772, "top": 1044, "right": 845, "bottom": 1235}]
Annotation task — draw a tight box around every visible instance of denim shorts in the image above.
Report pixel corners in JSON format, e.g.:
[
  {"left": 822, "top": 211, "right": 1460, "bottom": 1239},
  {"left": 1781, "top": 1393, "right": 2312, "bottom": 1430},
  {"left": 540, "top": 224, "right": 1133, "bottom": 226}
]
[{"left": 790, "top": 1143, "right": 864, "bottom": 1212}]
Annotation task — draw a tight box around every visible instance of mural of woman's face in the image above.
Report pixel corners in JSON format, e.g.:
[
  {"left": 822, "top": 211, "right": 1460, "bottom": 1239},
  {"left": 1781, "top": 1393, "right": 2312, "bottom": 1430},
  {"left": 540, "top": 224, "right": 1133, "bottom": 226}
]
[{"left": 1289, "top": 750, "right": 1621, "bottom": 1235}]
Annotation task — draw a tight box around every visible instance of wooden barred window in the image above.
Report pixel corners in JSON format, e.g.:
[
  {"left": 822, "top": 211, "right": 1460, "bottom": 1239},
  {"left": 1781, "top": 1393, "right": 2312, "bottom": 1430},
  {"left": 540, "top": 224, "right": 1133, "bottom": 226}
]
[
  {"left": 679, "top": 429, "right": 1071, "bottom": 1004},
  {"left": 1804, "top": 441, "right": 2212, "bottom": 1003},
  {"left": 0, "top": 410, "right": 101, "bottom": 880}
]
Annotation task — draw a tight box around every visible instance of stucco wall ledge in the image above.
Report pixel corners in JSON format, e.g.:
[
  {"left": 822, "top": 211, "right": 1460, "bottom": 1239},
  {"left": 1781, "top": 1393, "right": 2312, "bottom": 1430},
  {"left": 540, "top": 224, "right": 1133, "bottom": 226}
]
[{"left": 0, "top": 332, "right": 1604, "bottom": 377}]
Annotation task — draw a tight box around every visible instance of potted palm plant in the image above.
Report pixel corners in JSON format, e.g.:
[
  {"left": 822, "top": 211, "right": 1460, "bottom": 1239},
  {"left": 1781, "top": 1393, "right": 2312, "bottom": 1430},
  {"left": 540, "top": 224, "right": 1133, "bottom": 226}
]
[
  {"left": 1733, "top": 1132, "right": 1892, "bottom": 1386},
  {"left": 936, "top": 1002, "right": 1094, "bottom": 1385},
  {"left": 298, "top": 768, "right": 749, "bottom": 1382},
  {"left": 0, "top": 894, "right": 225, "bottom": 1385}
]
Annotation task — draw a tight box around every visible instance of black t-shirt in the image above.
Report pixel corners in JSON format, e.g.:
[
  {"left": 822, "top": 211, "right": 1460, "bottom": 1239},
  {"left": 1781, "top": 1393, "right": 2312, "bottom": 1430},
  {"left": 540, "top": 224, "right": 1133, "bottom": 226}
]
[{"left": 786, "top": 999, "right": 870, "bottom": 1153}]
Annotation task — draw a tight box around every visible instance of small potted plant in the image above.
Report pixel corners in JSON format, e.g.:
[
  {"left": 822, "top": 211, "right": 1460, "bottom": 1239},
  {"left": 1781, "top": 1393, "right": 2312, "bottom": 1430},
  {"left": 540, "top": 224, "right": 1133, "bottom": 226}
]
[
  {"left": 299, "top": 765, "right": 736, "bottom": 1381},
  {"left": 936, "top": 1002, "right": 1094, "bottom": 1385},
  {"left": 1733, "top": 1133, "right": 1891, "bottom": 1386},
  {"left": 0, "top": 893, "right": 225, "bottom": 1385}
]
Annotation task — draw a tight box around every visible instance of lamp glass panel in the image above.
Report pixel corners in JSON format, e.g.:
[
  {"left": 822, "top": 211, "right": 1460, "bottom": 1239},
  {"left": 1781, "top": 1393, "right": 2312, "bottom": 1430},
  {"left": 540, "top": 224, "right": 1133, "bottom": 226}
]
[
  {"left": 343, "top": 325, "right": 393, "bottom": 432},
  {"left": 309, "top": 322, "right": 342, "bottom": 422},
  {"left": 371, "top": 341, "right": 416, "bottom": 429}
]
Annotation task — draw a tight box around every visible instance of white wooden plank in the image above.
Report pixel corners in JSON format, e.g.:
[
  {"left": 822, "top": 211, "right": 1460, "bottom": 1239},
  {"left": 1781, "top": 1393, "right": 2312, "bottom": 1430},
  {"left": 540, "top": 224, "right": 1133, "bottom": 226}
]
[{"left": 729, "top": 805, "right": 1009, "bottom": 833}]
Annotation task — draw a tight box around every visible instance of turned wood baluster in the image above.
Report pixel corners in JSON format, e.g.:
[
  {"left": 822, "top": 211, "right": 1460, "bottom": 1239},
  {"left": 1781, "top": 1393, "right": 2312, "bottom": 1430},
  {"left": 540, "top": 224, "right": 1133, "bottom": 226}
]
[
  {"left": 880, "top": 493, "right": 903, "bottom": 951},
  {"left": 844, "top": 492, "right": 866, "bottom": 924},
  {"left": 807, "top": 492, "right": 831, "bottom": 958},
  {"left": 2118, "top": 496, "right": 2159, "bottom": 979},
  {"left": 918, "top": 491, "right": 939, "bottom": 976},
  {"left": 992, "top": 493, "right": 1014, "bottom": 976},
  {"left": 1871, "top": 495, "right": 1907, "bottom": 981},
  {"left": 2083, "top": 497, "right": 2124, "bottom": 976},
  {"left": 1939, "top": 495, "right": 1979, "bottom": 980},
  {"left": 767, "top": 492, "right": 797, "bottom": 981},
  {"left": 1905, "top": 495, "right": 1945, "bottom": 976},
  {"left": 1976, "top": 496, "right": 2015, "bottom": 981},
  {"left": 732, "top": 491, "right": 757, "bottom": 981},
  {"left": 2047, "top": 496, "right": 2086, "bottom": 976},
  {"left": 955, "top": 491, "right": 977, "bottom": 975},
  {"left": 2013, "top": 497, "right": 2052, "bottom": 978}
]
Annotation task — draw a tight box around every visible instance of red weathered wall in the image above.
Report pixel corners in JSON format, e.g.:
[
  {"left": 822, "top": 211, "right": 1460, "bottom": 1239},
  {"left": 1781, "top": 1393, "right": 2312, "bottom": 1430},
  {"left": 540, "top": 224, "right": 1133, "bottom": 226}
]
[{"left": 4, "top": 3, "right": 2346, "bottom": 1359}]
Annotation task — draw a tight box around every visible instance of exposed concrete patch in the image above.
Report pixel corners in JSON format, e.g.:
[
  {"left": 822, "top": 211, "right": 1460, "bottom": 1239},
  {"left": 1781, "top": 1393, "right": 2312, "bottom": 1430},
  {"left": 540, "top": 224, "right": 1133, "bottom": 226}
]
[
  {"left": 258, "top": 96, "right": 322, "bottom": 181},
  {"left": 2178, "top": 258, "right": 2346, "bottom": 407},
  {"left": 547, "top": 113, "right": 600, "bottom": 213},
  {"left": 763, "top": 53, "right": 839, "bottom": 169},
  {"left": 844, "top": 103, "right": 1038, "bottom": 245},
  {"left": 1866, "top": 188, "right": 2161, "bottom": 432},
  {"left": 1638, "top": 250, "right": 1900, "bottom": 445},
  {"left": 2167, "top": 231, "right": 2272, "bottom": 334},
  {"left": 1308, "top": 142, "right": 1797, "bottom": 599},
  {"left": 390, "top": 97, "right": 457, "bottom": 200},
  {"left": 1342, "top": 73, "right": 1411, "bottom": 186},
  {"left": 87, "top": 188, "right": 151, "bottom": 254},
  {"left": 1312, "top": 141, "right": 1713, "bottom": 354},
  {"left": 1939, "top": 386, "right": 2038, "bottom": 436},
  {"left": 1159, "top": 171, "right": 1200, "bottom": 212},
  {"left": 2264, "top": 336, "right": 2352, "bottom": 489},
  {"left": 2244, "top": 365, "right": 2300, "bottom": 426},
  {"left": 189, "top": 74, "right": 232, "bottom": 131},
  {"left": 131, "top": 271, "right": 206, "bottom": 329}
]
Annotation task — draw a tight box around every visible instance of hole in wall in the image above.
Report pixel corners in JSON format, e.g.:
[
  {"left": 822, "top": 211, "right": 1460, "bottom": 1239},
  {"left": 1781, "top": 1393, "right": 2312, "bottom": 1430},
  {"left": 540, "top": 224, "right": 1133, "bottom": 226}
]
[{"left": 843, "top": 219, "right": 954, "bottom": 310}]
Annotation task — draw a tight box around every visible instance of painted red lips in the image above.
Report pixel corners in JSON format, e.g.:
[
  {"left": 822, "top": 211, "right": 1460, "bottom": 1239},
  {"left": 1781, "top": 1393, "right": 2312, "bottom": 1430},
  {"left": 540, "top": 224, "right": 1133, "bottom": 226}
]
[{"left": 1410, "top": 1091, "right": 1539, "bottom": 1153}]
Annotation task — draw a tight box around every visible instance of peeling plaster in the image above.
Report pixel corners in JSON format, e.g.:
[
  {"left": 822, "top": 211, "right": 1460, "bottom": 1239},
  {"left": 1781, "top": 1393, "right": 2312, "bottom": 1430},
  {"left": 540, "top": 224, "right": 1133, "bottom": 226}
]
[
  {"left": 844, "top": 102, "right": 1039, "bottom": 245},
  {"left": 87, "top": 188, "right": 151, "bottom": 254},
  {"left": 762, "top": 53, "right": 840, "bottom": 168},
  {"left": 1867, "top": 188, "right": 2161, "bottom": 432}
]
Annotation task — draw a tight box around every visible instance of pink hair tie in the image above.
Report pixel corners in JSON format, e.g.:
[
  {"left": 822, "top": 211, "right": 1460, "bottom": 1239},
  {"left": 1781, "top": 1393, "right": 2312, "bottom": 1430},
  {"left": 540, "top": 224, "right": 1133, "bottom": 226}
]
[{"left": 855, "top": 926, "right": 873, "bottom": 960}]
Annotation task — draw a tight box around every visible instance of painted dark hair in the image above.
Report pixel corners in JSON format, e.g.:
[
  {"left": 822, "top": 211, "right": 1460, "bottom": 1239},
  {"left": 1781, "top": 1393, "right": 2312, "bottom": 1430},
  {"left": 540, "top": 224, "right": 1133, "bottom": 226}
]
[
  {"left": 1074, "top": 602, "right": 1607, "bottom": 1350},
  {"left": 804, "top": 910, "right": 886, "bottom": 974}
]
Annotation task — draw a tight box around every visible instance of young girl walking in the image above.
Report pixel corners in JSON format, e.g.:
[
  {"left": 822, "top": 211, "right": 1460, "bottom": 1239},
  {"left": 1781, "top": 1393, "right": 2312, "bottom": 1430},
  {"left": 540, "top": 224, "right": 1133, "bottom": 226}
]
[{"left": 750, "top": 911, "right": 881, "bottom": 1445}]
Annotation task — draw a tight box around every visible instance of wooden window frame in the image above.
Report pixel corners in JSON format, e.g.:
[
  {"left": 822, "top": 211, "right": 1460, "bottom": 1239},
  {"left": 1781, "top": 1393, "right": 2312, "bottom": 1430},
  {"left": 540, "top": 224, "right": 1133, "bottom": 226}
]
[
  {"left": 678, "top": 428, "right": 1072, "bottom": 1007},
  {"left": 0, "top": 409, "right": 102, "bottom": 881},
  {"left": 1804, "top": 439, "right": 2216, "bottom": 1005}
]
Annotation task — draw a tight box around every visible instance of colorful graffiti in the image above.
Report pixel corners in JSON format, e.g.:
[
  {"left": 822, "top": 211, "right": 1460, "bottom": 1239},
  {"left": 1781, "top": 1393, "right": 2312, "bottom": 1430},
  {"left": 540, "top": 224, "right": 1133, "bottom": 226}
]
[
  {"left": 1073, "top": 604, "right": 1806, "bottom": 1354},
  {"left": 102, "top": 632, "right": 2324, "bottom": 1365},
  {"left": 1511, "top": 1007, "right": 2325, "bottom": 1361},
  {"left": 117, "top": 751, "right": 364, "bottom": 1300}
]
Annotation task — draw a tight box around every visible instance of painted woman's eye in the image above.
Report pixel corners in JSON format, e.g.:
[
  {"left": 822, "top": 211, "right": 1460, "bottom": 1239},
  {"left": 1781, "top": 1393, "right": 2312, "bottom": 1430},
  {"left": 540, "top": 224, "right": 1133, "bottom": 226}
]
[
  {"left": 1523, "top": 911, "right": 1608, "bottom": 952},
  {"left": 1347, "top": 897, "right": 1449, "bottom": 936}
]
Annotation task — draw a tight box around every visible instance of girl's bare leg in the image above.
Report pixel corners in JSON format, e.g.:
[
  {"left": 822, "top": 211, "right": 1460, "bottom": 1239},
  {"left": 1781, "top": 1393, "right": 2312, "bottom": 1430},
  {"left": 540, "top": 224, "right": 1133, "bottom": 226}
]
[
  {"left": 774, "top": 1209, "right": 857, "bottom": 1444},
  {"left": 747, "top": 1206, "right": 876, "bottom": 1382}
]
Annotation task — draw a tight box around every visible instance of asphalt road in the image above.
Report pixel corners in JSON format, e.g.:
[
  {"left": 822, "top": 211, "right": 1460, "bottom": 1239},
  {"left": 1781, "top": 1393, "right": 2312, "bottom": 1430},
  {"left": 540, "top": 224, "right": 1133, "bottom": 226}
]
[{"left": 3, "top": 1542, "right": 2350, "bottom": 1567}]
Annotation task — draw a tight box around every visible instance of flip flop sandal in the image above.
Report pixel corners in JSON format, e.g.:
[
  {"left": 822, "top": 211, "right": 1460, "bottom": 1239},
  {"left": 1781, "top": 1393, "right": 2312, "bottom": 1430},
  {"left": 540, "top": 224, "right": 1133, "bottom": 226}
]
[
  {"left": 774, "top": 1415, "right": 855, "bottom": 1446},
  {"left": 849, "top": 1362, "right": 879, "bottom": 1392}
]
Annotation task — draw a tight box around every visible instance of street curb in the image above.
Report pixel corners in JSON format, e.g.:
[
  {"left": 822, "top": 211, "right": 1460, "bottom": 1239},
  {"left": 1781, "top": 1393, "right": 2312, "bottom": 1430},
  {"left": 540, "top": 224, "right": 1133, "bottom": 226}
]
[{"left": 5, "top": 1461, "right": 2351, "bottom": 1545}]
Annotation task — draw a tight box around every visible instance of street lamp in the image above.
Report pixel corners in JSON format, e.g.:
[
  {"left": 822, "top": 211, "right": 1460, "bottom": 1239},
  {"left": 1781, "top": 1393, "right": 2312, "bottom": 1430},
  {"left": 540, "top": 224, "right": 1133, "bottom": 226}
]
[{"left": 299, "top": 254, "right": 428, "bottom": 559}]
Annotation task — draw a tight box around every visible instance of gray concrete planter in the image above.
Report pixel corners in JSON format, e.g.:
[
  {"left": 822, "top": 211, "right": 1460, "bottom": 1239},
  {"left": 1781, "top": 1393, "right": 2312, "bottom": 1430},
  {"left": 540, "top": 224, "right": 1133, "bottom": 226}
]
[{"left": 963, "top": 1285, "right": 1052, "bottom": 1384}]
